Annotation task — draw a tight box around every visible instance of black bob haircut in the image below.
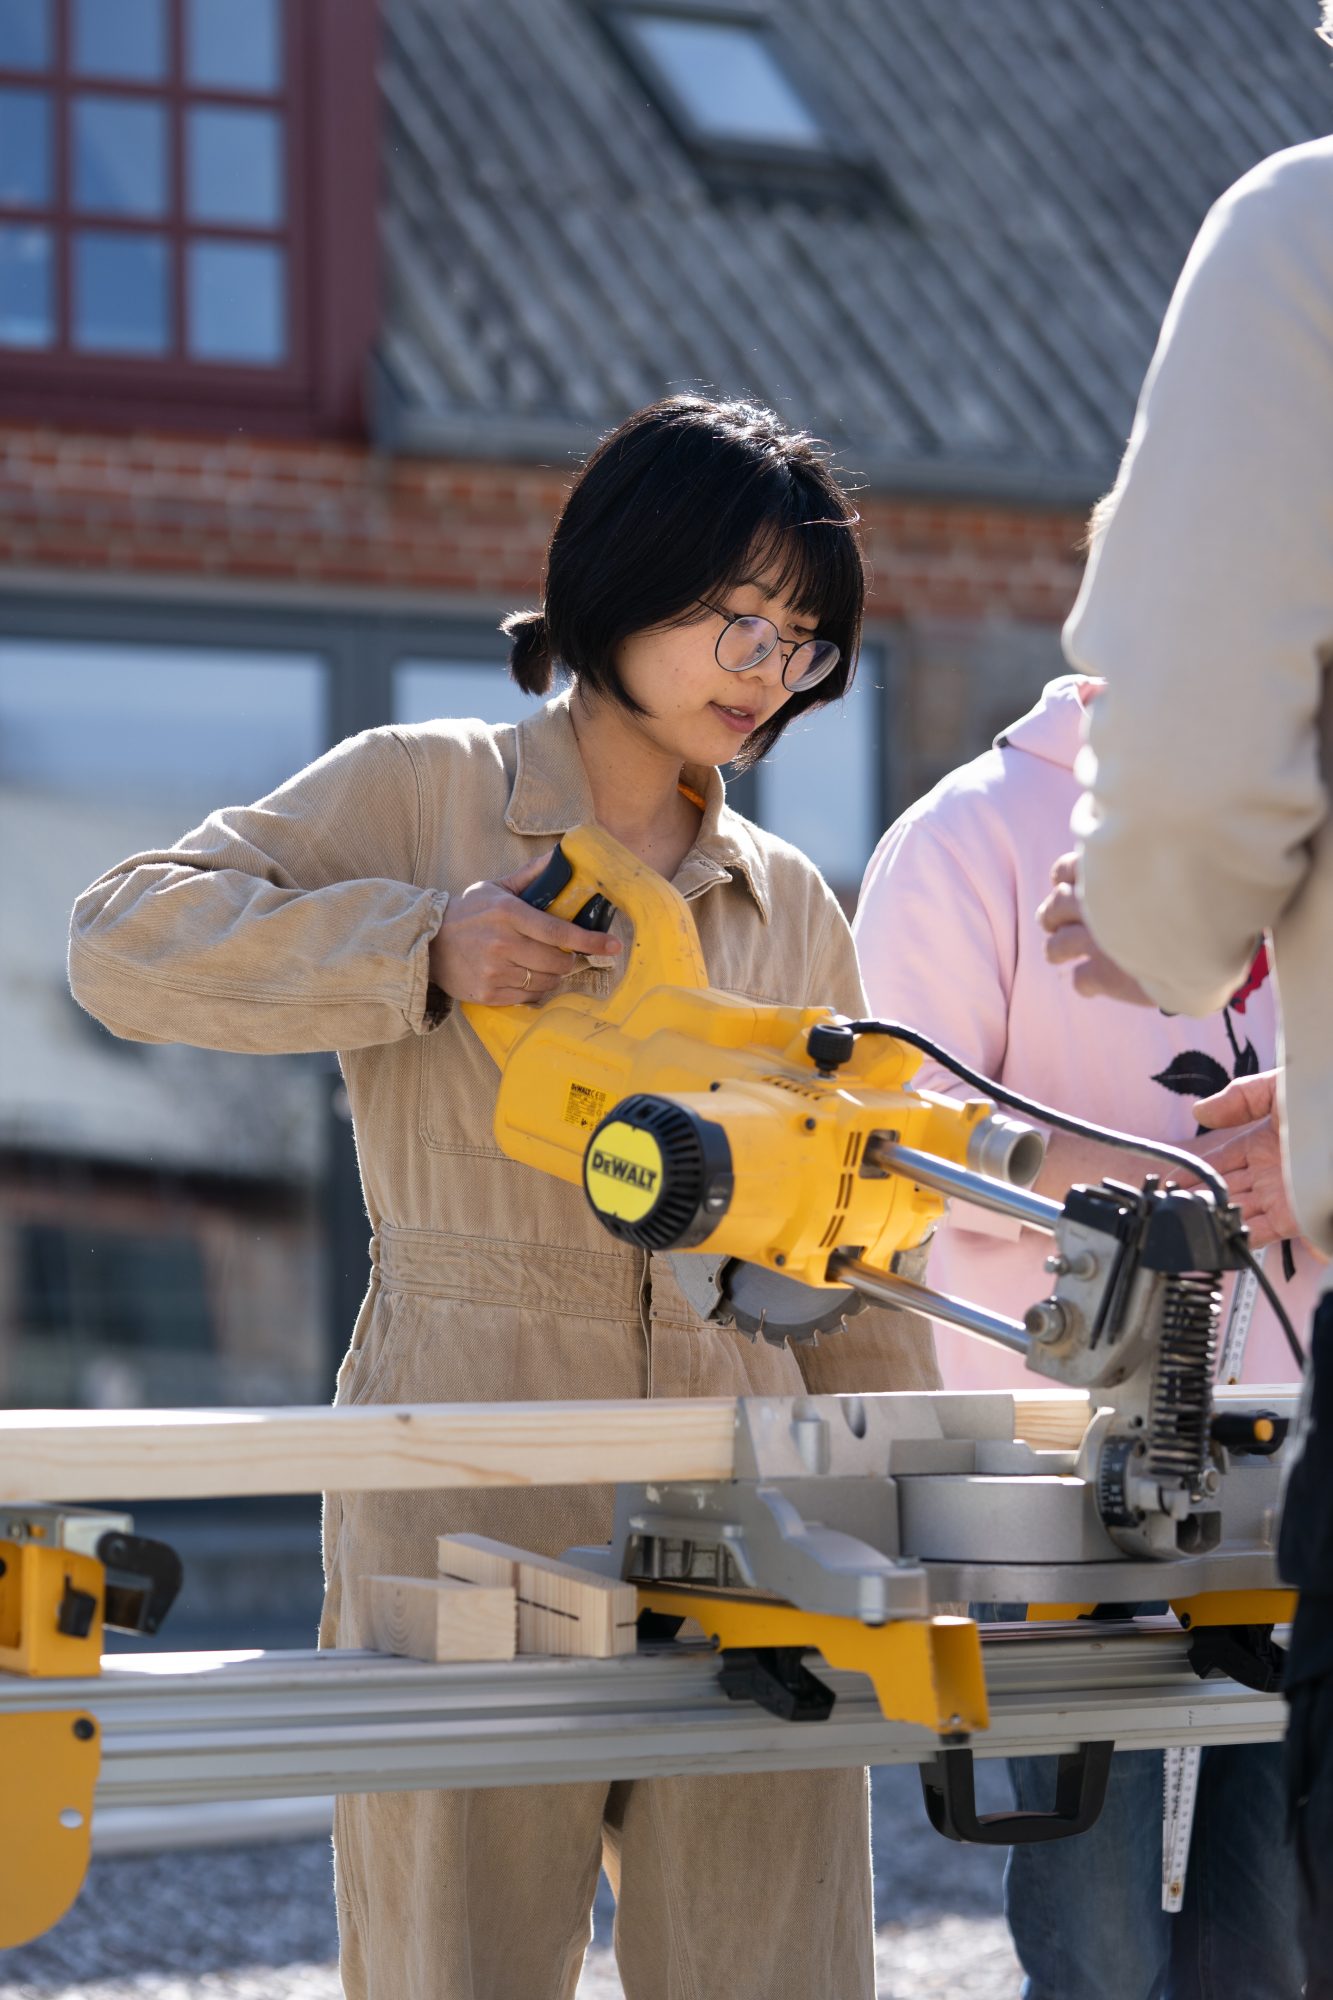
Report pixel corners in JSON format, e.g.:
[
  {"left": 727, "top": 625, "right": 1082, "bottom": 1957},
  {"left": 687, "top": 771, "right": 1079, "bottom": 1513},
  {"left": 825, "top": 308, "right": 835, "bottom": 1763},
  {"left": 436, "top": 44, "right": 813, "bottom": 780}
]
[{"left": 501, "top": 394, "right": 866, "bottom": 771}]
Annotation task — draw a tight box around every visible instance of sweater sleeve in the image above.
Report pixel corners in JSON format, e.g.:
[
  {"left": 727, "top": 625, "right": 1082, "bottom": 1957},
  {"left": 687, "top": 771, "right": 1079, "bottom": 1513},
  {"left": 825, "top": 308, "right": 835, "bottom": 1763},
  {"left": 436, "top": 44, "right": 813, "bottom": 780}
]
[
  {"left": 1069, "top": 146, "right": 1333, "bottom": 1015},
  {"left": 68, "top": 726, "right": 449, "bottom": 1056}
]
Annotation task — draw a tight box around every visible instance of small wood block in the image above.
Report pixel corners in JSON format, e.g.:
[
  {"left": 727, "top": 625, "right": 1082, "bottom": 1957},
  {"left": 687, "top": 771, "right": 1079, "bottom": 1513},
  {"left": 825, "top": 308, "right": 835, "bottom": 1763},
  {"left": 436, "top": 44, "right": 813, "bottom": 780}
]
[
  {"left": 362, "top": 1575, "right": 516, "bottom": 1663},
  {"left": 438, "top": 1533, "right": 637, "bottom": 1658},
  {"left": 1011, "top": 1390, "right": 1092, "bottom": 1452},
  {"left": 437, "top": 1533, "right": 520, "bottom": 1589}
]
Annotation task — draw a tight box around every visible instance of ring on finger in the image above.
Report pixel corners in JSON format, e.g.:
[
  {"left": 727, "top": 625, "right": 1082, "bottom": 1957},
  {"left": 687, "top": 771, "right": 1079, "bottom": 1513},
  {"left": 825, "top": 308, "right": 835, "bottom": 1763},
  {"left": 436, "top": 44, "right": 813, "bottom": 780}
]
[{"left": 522, "top": 966, "right": 532, "bottom": 991}]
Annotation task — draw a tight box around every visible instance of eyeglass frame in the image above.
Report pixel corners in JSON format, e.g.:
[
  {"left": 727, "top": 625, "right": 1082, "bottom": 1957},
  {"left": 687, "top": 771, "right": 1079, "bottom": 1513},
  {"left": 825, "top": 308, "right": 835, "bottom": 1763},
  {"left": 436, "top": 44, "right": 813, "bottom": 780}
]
[{"left": 698, "top": 599, "right": 841, "bottom": 693}]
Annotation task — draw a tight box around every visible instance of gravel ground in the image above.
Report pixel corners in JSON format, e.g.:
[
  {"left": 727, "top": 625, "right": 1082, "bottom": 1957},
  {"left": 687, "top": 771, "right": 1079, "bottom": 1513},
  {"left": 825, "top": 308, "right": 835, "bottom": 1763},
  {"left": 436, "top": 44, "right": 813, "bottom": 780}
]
[{"left": 0, "top": 1767, "right": 1020, "bottom": 1999}]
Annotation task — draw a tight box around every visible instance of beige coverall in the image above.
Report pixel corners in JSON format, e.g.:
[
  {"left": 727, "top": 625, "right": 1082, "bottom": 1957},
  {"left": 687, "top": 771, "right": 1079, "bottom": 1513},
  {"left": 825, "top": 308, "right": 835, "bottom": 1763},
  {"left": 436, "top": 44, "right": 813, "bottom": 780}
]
[{"left": 69, "top": 690, "right": 941, "bottom": 2000}]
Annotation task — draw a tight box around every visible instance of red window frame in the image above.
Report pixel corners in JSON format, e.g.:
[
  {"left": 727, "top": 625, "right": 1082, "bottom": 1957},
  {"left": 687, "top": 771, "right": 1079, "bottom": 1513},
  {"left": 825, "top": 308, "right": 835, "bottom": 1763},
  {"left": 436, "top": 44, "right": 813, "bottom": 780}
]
[{"left": 0, "top": 0, "right": 380, "bottom": 438}]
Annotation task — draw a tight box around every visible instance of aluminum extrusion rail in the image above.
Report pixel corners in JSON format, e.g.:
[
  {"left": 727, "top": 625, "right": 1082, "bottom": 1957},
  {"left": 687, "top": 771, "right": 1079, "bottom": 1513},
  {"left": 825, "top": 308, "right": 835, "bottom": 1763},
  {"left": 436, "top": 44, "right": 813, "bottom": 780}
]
[{"left": 0, "top": 1626, "right": 1284, "bottom": 1807}]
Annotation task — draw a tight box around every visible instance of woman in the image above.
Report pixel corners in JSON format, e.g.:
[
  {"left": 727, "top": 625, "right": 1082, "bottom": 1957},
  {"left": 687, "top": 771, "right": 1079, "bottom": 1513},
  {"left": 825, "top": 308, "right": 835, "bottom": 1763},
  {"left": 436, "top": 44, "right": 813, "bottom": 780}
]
[{"left": 69, "top": 395, "right": 939, "bottom": 2000}]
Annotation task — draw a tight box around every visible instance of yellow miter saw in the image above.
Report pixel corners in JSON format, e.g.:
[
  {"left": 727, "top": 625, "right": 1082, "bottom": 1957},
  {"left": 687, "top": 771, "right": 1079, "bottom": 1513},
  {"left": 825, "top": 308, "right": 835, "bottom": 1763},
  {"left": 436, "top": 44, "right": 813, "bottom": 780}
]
[{"left": 463, "top": 825, "right": 1296, "bottom": 1822}]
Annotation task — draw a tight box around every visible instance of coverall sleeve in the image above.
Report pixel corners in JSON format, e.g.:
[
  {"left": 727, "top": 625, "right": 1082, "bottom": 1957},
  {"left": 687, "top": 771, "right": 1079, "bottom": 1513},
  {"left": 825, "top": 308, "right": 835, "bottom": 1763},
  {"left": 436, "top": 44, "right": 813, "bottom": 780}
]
[
  {"left": 1069, "top": 148, "right": 1333, "bottom": 1015},
  {"left": 791, "top": 890, "right": 944, "bottom": 1396},
  {"left": 68, "top": 726, "right": 449, "bottom": 1056}
]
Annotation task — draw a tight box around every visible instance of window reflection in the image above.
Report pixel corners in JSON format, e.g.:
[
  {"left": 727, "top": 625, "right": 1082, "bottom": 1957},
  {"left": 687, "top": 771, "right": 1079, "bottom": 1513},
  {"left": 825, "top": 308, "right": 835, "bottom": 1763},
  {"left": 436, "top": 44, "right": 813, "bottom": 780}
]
[
  {"left": 186, "top": 0, "right": 281, "bottom": 93},
  {"left": 187, "top": 106, "right": 284, "bottom": 227},
  {"left": 187, "top": 239, "right": 285, "bottom": 363},
  {"left": 0, "top": 0, "right": 50, "bottom": 72},
  {"left": 73, "top": 96, "right": 168, "bottom": 217},
  {"left": 0, "top": 86, "right": 51, "bottom": 205},
  {"left": 73, "top": 229, "right": 169, "bottom": 352},
  {"left": 71, "top": 0, "right": 165, "bottom": 81},
  {"left": 750, "top": 647, "right": 883, "bottom": 895},
  {"left": 0, "top": 641, "right": 330, "bottom": 1410},
  {"left": 0, "top": 222, "right": 51, "bottom": 344},
  {"left": 394, "top": 659, "right": 542, "bottom": 731}
]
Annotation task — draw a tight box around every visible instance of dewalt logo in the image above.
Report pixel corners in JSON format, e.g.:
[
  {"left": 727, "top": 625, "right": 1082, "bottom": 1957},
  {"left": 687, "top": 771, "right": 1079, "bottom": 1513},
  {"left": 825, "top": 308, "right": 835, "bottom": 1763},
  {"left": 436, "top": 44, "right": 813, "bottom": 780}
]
[
  {"left": 588, "top": 1149, "right": 658, "bottom": 1193},
  {"left": 584, "top": 1119, "right": 665, "bottom": 1225}
]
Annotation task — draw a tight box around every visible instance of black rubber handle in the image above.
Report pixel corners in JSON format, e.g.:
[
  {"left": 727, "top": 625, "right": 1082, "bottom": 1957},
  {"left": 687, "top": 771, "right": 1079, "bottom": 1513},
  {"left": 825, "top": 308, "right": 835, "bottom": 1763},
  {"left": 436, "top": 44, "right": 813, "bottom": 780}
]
[
  {"left": 518, "top": 842, "right": 617, "bottom": 934},
  {"left": 920, "top": 1741, "right": 1114, "bottom": 1845},
  {"left": 1210, "top": 1411, "right": 1289, "bottom": 1457}
]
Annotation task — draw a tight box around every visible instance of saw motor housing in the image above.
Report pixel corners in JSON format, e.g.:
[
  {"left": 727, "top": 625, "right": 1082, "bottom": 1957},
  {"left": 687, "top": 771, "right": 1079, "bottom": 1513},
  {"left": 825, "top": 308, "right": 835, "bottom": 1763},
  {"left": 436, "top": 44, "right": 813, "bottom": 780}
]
[{"left": 463, "top": 824, "right": 1042, "bottom": 1289}]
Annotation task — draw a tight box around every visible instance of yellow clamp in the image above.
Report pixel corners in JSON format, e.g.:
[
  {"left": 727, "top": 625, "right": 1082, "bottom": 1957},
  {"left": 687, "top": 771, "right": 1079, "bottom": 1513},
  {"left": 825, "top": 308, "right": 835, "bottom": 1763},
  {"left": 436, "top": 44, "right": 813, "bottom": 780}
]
[
  {"left": 0, "top": 1538, "right": 105, "bottom": 1679},
  {"left": 639, "top": 1584, "right": 989, "bottom": 1735}
]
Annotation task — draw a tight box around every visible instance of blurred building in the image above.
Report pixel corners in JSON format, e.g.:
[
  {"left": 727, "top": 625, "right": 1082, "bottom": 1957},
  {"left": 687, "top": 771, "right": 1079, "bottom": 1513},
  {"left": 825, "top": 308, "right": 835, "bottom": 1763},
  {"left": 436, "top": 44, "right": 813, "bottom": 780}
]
[{"left": 1, "top": 0, "right": 1330, "bottom": 1433}]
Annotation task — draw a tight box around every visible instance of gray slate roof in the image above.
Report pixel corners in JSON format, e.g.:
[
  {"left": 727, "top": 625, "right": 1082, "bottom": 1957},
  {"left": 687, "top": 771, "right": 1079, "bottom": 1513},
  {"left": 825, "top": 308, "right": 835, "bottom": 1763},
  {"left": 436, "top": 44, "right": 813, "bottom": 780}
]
[{"left": 376, "top": 0, "right": 1333, "bottom": 503}]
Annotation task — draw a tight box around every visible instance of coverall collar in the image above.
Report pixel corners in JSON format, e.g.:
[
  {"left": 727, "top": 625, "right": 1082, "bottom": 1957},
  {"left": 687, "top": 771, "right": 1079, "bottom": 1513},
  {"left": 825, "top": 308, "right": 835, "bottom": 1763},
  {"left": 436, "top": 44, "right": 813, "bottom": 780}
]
[{"left": 506, "top": 689, "right": 772, "bottom": 922}]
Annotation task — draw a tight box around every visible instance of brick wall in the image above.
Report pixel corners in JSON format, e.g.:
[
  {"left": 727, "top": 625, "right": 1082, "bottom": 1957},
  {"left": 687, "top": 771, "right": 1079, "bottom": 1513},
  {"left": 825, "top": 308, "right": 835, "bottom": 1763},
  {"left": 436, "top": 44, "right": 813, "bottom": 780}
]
[{"left": 0, "top": 425, "right": 1088, "bottom": 622}]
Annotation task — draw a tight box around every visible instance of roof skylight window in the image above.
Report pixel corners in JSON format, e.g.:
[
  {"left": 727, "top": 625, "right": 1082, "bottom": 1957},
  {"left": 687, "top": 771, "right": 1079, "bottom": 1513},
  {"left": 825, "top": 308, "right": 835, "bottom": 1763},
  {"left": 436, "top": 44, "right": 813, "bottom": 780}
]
[
  {"left": 600, "top": 4, "right": 885, "bottom": 206},
  {"left": 617, "top": 13, "right": 826, "bottom": 153}
]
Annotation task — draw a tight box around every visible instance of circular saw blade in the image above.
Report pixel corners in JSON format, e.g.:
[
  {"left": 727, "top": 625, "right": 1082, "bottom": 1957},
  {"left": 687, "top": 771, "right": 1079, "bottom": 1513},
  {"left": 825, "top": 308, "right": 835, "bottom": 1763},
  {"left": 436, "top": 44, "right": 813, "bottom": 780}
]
[{"left": 722, "top": 1261, "right": 865, "bottom": 1348}]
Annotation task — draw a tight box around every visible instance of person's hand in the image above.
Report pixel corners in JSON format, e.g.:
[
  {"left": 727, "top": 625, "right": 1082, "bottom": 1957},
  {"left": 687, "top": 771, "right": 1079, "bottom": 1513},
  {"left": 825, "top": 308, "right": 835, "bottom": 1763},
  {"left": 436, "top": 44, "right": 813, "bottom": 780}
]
[
  {"left": 1036, "top": 852, "right": 1155, "bottom": 1006},
  {"left": 429, "top": 851, "right": 622, "bottom": 1006},
  {"left": 1193, "top": 1069, "right": 1299, "bottom": 1246}
]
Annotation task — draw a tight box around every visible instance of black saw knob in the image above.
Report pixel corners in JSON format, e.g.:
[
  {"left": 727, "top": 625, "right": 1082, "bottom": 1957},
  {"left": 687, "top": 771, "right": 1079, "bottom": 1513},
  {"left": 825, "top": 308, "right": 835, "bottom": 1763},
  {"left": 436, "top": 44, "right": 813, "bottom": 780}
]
[{"left": 806, "top": 1023, "right": 856, "bottom": 1074}]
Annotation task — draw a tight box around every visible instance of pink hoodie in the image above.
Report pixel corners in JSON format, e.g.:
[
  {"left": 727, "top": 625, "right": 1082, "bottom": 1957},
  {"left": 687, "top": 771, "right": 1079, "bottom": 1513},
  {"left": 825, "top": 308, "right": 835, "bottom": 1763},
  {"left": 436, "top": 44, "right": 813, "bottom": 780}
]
[{"left": 853, "top": 675, "right": 1314, "bottom": 1390}]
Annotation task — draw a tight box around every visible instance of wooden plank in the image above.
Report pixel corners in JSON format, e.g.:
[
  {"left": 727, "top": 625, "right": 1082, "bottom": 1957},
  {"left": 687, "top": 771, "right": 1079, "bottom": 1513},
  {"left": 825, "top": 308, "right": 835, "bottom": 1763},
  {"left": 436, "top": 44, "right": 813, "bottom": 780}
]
[
  {"left": 1011, "top": 1390, "right": 1093, "bottom": 1451},
  {"left": 362, "top": 1576, "right": 516, "bottom": 1663},
  {"left": 0, "top": 1400, "right": 739, "bottom": 1504},
  {"left": 439, "top": 1533, "right": 638, "bottom": 1658}
]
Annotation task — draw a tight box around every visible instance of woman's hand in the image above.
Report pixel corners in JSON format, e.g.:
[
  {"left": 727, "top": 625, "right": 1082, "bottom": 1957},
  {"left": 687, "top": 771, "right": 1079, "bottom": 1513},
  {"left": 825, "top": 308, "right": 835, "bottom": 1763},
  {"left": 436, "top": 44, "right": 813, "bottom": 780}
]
[
  {"left": 1194, "top": 1069, "right": 1300, "bottom": 1247},
  {"left": 429, "top": 851, "right": 622, "bottom": 1006},
  {"left": 1037, "top": 852, "right": 1155, "bottom": 1006}
]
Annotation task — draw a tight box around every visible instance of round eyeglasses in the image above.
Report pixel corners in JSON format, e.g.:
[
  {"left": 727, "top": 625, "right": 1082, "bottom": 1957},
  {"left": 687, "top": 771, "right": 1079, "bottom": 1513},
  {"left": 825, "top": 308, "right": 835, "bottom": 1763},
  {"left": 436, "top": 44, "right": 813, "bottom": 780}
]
[{"left": 701, "top": 601, "right": 841, "bottom": 693}]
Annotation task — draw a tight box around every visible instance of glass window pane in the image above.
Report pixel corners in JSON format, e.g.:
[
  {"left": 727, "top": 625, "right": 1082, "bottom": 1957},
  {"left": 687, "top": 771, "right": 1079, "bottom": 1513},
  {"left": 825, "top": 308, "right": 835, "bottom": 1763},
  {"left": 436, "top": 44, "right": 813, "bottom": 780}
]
[
  {"left": 187, "top": 106, "right": 283, "bottom": 226},
  {"left": 0, "top": 222, "right": 52, "bottom": 345},
  {"left": 0, "top": 86, "right": 51, "bottom": 204},
  {"left": 0, "top": 641, "right": 329, "bottom": 1411},
  {"left": 73, "top": 95, "right": 168, "bottom": 216},
  {"left": 622, "top": 16, "right": 826, "bottom": 149},
  {"left": 393, "top": 660, "right": 542, "bottom": 730},
  {"left": 0, "top": 0, "right": 50, "bottom": 71},
  {"left": 186, "top": 0, "right": 281, "bottom": 92},
  {"left": 72, "top": 0, "right": 165, "bottom": 80},
  {"left": 752, "top": 655, "right": 881, "bottom": 892},
  {"left": 187, "top": 239, "right": 284, "bottom": 363},
  {"left": 73, "top": 230, "right": 170, "bottom": 353}
]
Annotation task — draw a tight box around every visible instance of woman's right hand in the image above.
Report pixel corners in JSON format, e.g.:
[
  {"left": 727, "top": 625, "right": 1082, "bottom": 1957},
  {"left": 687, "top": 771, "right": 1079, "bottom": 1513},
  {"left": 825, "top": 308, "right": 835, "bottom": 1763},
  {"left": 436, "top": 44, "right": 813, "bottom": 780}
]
[{"left": 429, "top": 851, "right": 622, "bottom": 1006}]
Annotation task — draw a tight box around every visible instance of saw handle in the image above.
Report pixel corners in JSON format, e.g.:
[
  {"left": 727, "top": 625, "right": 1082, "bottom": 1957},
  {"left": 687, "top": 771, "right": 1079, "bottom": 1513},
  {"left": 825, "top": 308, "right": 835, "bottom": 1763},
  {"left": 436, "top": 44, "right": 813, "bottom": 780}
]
[
  {"left": 519, "top": 843, "right": 617, "bottom": 935},
  {"left": 462, "top": 823, "right": 711, "bottom": 1069}
]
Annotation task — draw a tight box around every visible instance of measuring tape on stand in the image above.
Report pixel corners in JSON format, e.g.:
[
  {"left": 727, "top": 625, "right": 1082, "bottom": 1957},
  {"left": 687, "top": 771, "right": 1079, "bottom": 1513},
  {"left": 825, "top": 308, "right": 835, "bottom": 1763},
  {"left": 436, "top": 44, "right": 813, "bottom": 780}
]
[
  {"left": 1216, "top": 1244, "right": 1267, "bottom": 1385},
  {"left": 1162, "top": 1745, "right": 1202, "bottom": 1912},
  {"left": 1161, "top": 1245, "right": 1267, "bottom": 1910}
]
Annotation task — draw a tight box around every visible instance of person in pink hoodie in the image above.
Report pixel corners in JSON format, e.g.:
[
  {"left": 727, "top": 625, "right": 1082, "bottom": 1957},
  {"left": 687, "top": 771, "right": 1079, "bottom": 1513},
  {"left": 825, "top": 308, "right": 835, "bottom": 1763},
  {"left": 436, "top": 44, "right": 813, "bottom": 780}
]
[
  {"left": 854, "top": 672, "right": 1316, "bottom": 1391},
  {"left": 853, "top": 673, "right": 1311, "bottom": 2000}
]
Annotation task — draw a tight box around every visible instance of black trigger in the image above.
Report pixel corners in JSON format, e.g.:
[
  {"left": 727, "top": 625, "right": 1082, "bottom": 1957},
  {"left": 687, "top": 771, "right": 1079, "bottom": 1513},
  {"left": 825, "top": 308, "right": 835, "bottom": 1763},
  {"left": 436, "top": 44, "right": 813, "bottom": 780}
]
[{"left": 575, "top": 893, "right": 616, "bottom": 933}]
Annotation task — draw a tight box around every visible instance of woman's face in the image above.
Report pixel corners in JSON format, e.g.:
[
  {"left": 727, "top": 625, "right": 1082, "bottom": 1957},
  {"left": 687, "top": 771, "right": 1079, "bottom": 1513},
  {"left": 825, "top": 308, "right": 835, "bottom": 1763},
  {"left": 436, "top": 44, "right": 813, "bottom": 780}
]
[{"left": 612, "top": 574, "right": 818, "bottom": 768}]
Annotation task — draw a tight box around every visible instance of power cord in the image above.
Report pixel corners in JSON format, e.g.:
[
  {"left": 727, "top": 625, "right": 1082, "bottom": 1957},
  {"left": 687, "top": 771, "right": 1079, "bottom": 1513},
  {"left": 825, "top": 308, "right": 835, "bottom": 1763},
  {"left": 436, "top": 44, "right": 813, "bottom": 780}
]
[{"left": 846, "top": 1019, "right": 1305, "bottom": 1370}]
